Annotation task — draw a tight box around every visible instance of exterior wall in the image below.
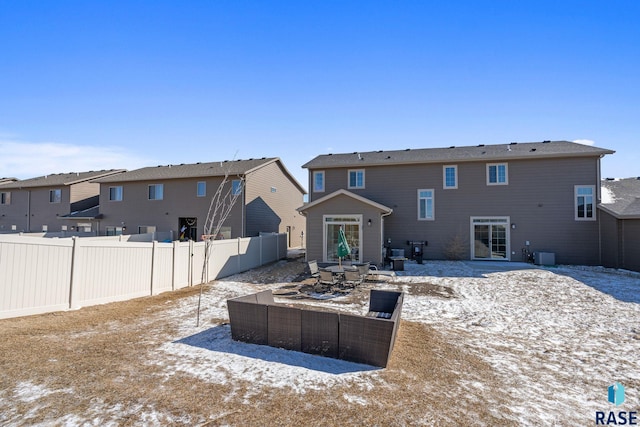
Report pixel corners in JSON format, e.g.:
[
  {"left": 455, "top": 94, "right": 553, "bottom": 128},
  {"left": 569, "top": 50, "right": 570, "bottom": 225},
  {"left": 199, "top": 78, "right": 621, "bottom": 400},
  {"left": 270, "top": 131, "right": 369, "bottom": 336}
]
[
  {"left": 621, "top": 219, "right": 640, "bottom": 272},
  {"left": 99, "top": 177, "right": 244, "bottom": 239},
  {"left": 599, "top": 211, "right": 621, "bottom": 268},
  {"left": 302, "top": 194, "right": 385, "bottom": 264},
  {"left": 245, "top": 161, "right": 306, "bottom": 247},
  {"left": 28, "top": 187, "right": 72, "bottom": 232},
  {"left": 0, "top": 189, "right": 29, "bottom": 232},
  {"left": 309, "top": 156, "right": 602, "bottom": 265},
  {"left": 69, "top": 181, "right": 100, "bottom": 211}
]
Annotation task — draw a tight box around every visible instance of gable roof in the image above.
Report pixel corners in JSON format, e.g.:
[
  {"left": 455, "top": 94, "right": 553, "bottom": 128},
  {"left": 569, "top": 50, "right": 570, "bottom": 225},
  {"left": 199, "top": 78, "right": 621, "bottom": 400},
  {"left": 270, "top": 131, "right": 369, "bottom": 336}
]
[
  {"left": 599, "top": 177, "right": 640, "bottom": 219},
  {"left": 302, "top": 140, "right": 614, "bottom": 169},
  {"left": 0, "top": 170, "right": 126, "bottom": 189},
  {"left": 298, "top": 189, "right": 392, "bottom": 214},
  {"left": 94, "top": 157, "right": 306, "bottom": 194}
]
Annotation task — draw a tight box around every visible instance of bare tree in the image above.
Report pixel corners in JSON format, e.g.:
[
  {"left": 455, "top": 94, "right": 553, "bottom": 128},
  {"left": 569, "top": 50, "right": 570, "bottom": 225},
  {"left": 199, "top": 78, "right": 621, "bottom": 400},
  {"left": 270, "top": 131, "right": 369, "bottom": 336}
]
[{"left": 196, "top": 165, "right": 245, "bottom": 326}]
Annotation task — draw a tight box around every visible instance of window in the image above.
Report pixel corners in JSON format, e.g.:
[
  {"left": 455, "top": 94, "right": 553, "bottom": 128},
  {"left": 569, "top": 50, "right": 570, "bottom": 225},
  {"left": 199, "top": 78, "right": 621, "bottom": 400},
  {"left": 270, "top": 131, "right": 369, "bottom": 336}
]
[
  {"left": 313, "top": 171, "right": 325, "bottom": 192},
  {"left": 232, "top": 179, "right": 243, "bottom": 196},
  {"left": 197, "top": 181, "right": 206, "bottom": 197},
  {"left": 105, "top": 226, "right": 124, "bottom": 236},
  {"left": 348, "top": 169, "right": 365, "bottom": 189},
  {"left": 49, "top": 189, "right": 61, "bottom": 203},
  {"left": 575, "top": 185, "right": 595, "bottom": 220},
  {"left": 109, "top": 186, "right": 123, "bottom": 201},
  {"left": 443, "top": 165, "right": 458, "bottom": 189},
  {"left": 0, "top": 192, "right": 10, "bottom": 205},
  {"left": 148, "top": 184, "right": 163, "bottom": 200},
  {"left": 270, "top": 186, "right": 277, "bottom": 193},
  {"left": 418, "top": 189, "right": 434, "bottom": 220},
  {"left": 487, "top": 163, "right": 508, "bottom": 185}
]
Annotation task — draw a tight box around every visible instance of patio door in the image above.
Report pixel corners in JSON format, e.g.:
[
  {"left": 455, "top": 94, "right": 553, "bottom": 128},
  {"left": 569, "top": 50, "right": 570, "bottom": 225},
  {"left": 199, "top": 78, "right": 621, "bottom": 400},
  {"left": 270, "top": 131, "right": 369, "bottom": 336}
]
[
  {"left": 471, "top": 217, "right": 510, "bottom": 260},
  {"left": 323, "top": 215, "right": 361, "bottom": 263}
]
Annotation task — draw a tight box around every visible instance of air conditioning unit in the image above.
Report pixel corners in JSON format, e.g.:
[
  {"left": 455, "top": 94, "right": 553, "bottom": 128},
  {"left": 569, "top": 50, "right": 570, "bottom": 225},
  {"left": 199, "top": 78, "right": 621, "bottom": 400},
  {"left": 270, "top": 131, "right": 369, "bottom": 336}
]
[{"left": 534, "top": 252, "right": 556, "bottom": 266}]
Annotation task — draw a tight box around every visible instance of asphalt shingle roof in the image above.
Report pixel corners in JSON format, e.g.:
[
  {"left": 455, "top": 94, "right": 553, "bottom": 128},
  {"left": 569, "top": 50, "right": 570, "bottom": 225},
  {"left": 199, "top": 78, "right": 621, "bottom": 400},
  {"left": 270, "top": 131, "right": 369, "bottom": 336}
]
[
  {"left": 600, "top": 177, "right": 640, "bottom": 218},
  {"left": 302, "top": 140, "right": 614, "bottom": 169},
  {"left": 0, "top": 170, "right": 125, "bottom": 189},
  {"left": 94, "top": 158, "right": 279, "bottom": 183}
]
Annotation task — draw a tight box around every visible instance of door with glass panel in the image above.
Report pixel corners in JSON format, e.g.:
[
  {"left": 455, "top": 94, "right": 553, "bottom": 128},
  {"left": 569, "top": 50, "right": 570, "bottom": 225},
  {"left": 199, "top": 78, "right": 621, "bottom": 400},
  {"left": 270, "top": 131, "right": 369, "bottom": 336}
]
[
  {"left": 323, "top": 216, "right": 361, "bottom": 263},
  {"left": 471, "top": 217, "right": 510, "bottom": 260}
]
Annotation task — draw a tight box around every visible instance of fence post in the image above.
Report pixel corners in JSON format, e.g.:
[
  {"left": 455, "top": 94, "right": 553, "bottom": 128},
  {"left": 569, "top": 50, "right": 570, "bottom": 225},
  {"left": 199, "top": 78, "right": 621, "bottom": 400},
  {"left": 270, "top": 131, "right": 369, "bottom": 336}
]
[
  {"left": 68, "top": 236, "right": 78, "bottom": 310},
  {"left": 150, "top": 240, "right": 157, "bottom": 295},
  {"left": 172, "top": 241, "right": 178, "bottom": 291},
  {"left": 189, "top": 239, "right": 194, "bottom": 286}
]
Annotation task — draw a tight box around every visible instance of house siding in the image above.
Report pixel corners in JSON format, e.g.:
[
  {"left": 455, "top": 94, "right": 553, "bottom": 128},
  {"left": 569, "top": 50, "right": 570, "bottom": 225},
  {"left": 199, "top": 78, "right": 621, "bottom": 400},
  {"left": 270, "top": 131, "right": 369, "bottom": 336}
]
[
  {"left": 245, "top": 161, "right": 306, "bottom": 245},
  {"left": 309, "top": 156, "right": 602, "bottom": 265},
  {"left": 99, "top": 177, "right": 244, "bottom": 239},
  {"left": 599, "top": 211, "right": 620, "bottom": 269},
  {"left": 621, "top": 219, "right": 640, "bottom": 272},
  {"left": 70, "top": 181, "right": 100, "bottom": 211},
  {"left": 302, "top": 194, "right": 386, "bottom": 264}
]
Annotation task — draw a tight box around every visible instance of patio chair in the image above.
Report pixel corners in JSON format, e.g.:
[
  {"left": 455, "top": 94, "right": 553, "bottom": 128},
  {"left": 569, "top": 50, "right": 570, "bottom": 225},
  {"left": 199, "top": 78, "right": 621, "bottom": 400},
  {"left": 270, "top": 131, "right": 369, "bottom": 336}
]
[
  {"left": 343, "top": 269, "right": 363, "bottom": 287},
  {"left": 308, "top": 260, "right": 320, "bottom": 279},
  {"left": 318, "top": 269, "right": 338, "bottom": 286}
]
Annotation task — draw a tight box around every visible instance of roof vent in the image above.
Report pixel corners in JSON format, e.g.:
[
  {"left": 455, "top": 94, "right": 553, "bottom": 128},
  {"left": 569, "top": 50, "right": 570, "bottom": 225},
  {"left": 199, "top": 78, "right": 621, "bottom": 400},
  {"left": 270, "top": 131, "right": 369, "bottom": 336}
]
[
  {"left": 377, "top": 150, "right": 383, "bottom": 153},
  {"left": 449, "top": 146, "right": 455, "bottom": 149},
  {"left": 386, "top": 155, "right": 391, "bottom": 159},
  {"left": 510, "top": 142, "right": 518, "bottom": 145},
  {"left": 328, "top": 153, "right": 333, "bottom": 156},
  {"left": 530, "top": 148, "right": 537, "bottom": 152},
  {"left": 405, "top": 148, "right": 410, "bottom": 151},
  {"left": 477, "top": 144, "right": 485, "bottom": 147},
  {"left": 543, "top": 140, "right": 551, "bottom": 143},
  {"left": 606, "top": 177, "right": 615, "bottom": 181}
]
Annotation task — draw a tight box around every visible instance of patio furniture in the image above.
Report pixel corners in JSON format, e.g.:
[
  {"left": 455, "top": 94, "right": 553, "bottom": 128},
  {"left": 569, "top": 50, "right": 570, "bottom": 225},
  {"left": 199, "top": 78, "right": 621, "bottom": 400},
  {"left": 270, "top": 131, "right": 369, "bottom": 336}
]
[
  {"left": 227, "top": 289, "right": 404, "bottom": 367},
  {"left": 343, "top": 269, "right": 363, "bottom": 287},
  {"left": 307, "top": 260, "right": 320, "bottom": 278},
  {"left": 318, "top": 269, "right": 339, "bottom": 286}
]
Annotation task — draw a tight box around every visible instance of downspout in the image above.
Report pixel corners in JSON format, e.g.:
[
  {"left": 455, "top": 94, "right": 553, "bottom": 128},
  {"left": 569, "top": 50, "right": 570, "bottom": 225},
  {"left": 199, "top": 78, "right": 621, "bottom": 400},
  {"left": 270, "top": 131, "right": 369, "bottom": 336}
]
[
  {"left": 381, "top": 209, "right": 393, "bottom": 265},
  {"left": 27, "top": 190, "right": 31, "bottom": 232}
]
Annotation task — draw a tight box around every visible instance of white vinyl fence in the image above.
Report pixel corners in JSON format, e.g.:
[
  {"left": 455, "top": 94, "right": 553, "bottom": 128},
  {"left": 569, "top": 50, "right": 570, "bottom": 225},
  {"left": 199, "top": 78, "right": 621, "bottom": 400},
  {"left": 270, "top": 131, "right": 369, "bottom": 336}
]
[{"left": 0, "top": 233, "right": 287, "bottom": 319}]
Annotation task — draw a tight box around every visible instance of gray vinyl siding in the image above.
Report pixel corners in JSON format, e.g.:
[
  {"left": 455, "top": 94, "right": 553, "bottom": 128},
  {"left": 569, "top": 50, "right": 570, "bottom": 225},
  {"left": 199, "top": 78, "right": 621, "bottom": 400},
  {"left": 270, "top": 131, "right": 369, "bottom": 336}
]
[
  {"left": 309, "top": 156, "right": 603, "bottom": 265},
  {"left": 99, "top": 177, "right": 244, "bottom": 238},
  {"left": 621, "top": 219, "right": 640, "bottom": 272},
  {"left": 245, "top": 161, "right": 306, "bottom": 243},
  {"left": 0, "top": 190, "right": 29, "bottom": 232},
  {"left": 302, "top": 193, "right": 386, "bottom": 264},
  {"left": 599, "top": 210, "right": 621, "bottom": 268}
]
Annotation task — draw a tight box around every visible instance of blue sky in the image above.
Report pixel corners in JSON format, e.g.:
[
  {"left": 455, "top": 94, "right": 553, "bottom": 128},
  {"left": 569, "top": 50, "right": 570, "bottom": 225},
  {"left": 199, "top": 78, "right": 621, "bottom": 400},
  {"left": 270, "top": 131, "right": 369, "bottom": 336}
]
[{"left": 1, "top": 1, "right": 638, "bottom": 189}]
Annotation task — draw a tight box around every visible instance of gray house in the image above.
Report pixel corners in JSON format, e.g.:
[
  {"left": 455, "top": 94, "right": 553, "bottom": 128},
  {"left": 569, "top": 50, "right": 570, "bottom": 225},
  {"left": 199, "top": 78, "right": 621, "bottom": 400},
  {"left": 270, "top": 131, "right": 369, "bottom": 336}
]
[
  {"left": 0, "top": 170, "right": 125, "bottom": 234},
  {"left": 599, "top": 177, "right": 640, "bottom": 272},
  {"left": 299, "top": 141, "right": 614, "bottom": 266},
  {"left": 94, "top": 157, "right": 306, "bottom": 246}
]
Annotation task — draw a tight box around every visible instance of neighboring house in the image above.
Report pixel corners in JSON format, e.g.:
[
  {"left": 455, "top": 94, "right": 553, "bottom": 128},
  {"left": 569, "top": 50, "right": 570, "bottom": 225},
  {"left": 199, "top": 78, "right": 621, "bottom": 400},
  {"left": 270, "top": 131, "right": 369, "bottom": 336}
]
[
  {"left": 599, "top": 177, "right": 640, "bottom": 272},
  {"left": 0, "top": 170, "right": 125, "bottom": 234},
  {"left": 299, "top": 141, "right": 614, "bottom": 266},
  {"left": 94, "top": 157, "right": 306, "bottom": 246}
]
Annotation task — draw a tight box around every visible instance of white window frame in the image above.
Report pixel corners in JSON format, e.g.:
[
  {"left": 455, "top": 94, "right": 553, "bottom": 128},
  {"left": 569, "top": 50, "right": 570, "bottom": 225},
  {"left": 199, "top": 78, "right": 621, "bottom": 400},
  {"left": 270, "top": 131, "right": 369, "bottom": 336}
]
[
  {"left": 148, "top": 184, "right": 164, "bottom": 200},
  {"left": 417, "top": 189, "right": 435, "bottom": 220},
  {"left": 109, "top": 186, "right": 123, "bottom": 201},
  {"left": 575, "top": 185, "right": 596, "bottom": 221},
  {"left": 0, "top": 192, "right": 10, "bottom": 205},
  {"left": 197, "top": 181, "right": 206, "bottom": 197},
  {"left": 443, "top": 165, "right": 458, "bottom": 189},
  {"left": 138, "top": 225, "right": 156, "bottom": 234},
  {"left": 313, "top": 171, "right": 325, "bottom": 192},
  {"left": 49, "top": 189, "right": 62, "bottom": 204},
  {"left": 487, "top": 163, "right": 508, "bottom": 185},
  {"left": 348, "top": 169, "right": 365, "bottom": 189}
]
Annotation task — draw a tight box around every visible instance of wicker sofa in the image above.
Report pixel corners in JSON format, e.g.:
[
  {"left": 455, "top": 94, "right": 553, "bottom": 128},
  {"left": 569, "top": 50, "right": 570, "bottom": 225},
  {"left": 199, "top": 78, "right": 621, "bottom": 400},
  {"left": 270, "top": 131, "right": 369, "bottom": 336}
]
[{"left": 226, "top": 289, "right": 403, "bottom": 367}]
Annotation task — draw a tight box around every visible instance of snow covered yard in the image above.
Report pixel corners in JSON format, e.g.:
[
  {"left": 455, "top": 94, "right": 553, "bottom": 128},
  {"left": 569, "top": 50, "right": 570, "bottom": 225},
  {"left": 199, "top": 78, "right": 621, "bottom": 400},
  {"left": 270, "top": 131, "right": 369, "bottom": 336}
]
[{"left": 0, "top": 259, "right": 638, "bottom": 426}]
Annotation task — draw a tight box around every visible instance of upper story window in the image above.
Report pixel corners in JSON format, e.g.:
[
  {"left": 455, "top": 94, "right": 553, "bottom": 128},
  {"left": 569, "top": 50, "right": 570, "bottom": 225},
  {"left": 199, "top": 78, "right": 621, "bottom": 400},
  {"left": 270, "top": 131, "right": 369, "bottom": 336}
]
[
  {"left": 49, "top": 189, "right": 62, "bottom": 203},
  {"left": 487, "top": 163, "right": 508, "bottom": 185},
  {"left": 313, "top": 171, "right": 325, "bottom": 192},
  {"left": 197, "top": 181, "right": 206, "bottom": 197},
  {"left": 232, "top": 179, "right": 243, "bottom": 196},
  {"left": 443, "top": 165, "right": 458, "bottom": 189},
  {"left": 0, "top": 192, "right": 10, "bottom": 205},
  {"left": 109, "top": 186, "right": 123, "bottom": 201},
  {"left": 348, "top": 169, "right": 365, "bottom": 189},
  {"left": 575, "top": 185, "right": 595, "bottom": 220},
  {"left": 148, "top": 184, "right": 164, "bottom": 200},
  {"left": 418, "top": 189, "right": 435, "bottom": 220}
]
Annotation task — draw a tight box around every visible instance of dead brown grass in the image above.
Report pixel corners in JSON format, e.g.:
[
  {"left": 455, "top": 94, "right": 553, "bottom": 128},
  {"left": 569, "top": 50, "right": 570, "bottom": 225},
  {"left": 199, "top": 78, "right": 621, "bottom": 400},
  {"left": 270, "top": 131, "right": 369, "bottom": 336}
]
[{"left": 0, "top": 260, "right": 515, "bottom": 426}]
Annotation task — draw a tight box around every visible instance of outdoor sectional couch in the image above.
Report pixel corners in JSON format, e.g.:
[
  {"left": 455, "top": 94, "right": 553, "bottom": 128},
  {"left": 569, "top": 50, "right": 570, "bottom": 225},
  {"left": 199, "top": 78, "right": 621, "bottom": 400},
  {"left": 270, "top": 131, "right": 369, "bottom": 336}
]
[{"left": 226, "top": 289, "right": 403, "bottom": 367}]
